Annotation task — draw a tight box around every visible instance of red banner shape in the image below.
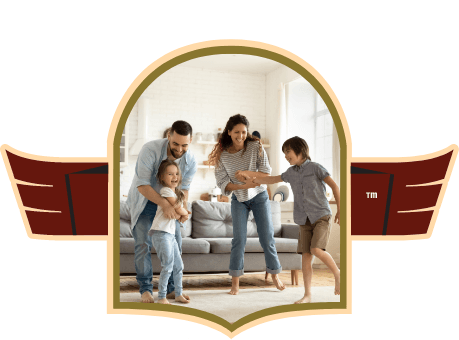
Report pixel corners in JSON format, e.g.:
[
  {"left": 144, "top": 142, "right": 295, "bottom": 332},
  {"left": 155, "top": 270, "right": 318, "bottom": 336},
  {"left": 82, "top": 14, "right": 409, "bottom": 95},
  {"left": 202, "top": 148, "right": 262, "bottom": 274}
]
[
  {"left": 351, "top": 149, "right": 454, "bottom": 236},
  {"left": 3, "top": 148, "right": 108, "bottom": 236}
]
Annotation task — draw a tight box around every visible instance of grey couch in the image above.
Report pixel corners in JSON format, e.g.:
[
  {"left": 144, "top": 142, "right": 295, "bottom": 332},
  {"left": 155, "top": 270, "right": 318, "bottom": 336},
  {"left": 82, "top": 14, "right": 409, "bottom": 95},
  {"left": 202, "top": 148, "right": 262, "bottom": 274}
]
[{"left": 119, "top": 200, "right": 301, "bottom": 281}]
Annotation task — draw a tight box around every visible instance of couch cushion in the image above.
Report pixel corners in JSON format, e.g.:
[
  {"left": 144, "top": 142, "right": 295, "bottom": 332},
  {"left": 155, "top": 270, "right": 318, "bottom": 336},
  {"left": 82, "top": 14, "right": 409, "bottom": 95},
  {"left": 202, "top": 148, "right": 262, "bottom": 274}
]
[
  {"left": 120, "top": 218, "right": 133, "bottom": 238},
  {"left": 181, "top": 237, "right": 210, "bottom": 254},
  {"left": 204, "top": 237, "right": 298, "bottom": 254},
  {"left": 119, "top": 237, "right": 210, "bottom": 254},
  {"left": 120, "top": 201, "right": 131, "bottom": 220},
  {"left": 191, "top": 200, "right": 281, "bottom": 238}
]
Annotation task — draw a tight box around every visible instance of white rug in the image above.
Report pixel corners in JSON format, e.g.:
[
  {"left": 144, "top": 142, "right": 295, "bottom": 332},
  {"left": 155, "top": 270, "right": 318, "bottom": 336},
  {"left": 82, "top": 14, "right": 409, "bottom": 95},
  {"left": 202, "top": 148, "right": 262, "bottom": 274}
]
[{"left": 120, "top": 287, "right": 340, "bottom": 323}]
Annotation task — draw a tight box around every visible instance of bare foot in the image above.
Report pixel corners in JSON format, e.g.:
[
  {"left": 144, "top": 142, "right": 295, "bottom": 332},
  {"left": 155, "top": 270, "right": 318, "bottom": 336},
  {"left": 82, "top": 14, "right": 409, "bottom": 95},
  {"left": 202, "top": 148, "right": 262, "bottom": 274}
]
[
  {"left": 228, "top": 276, "right": 239, "bottom": 295},
  {"left": 140, "top": 291, "right": 154, "bottom": 303},
  {"left": 228, "top": 286, "right": 239, "bottom": 295},
  {"left": 157, "top": 298, "right": 171, "bottom": 305},
  {"left": 166, "top": 291, "right": 191, "bottom": 301},
  {"left": 334, "top": 271, "right": 340, "bottom": 295},
  {"left": 271, "top": 274, "right": 286, "bottom": 291},
  {"left": 294, "top": 294, "right": 312, "bottom": 304},
  {"left": 175, "top": 295, "right": 190, "bottom": 304}
]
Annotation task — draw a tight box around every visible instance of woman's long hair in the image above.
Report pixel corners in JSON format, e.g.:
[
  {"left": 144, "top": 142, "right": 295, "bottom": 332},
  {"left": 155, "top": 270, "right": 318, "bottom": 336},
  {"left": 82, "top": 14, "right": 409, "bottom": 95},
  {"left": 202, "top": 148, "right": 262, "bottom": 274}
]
[
  {"left": 156, "top": 159, "right": 185, "bottom": 208},
  {"left": 208, "top": 114, "right": 262, "bottom": 167}
]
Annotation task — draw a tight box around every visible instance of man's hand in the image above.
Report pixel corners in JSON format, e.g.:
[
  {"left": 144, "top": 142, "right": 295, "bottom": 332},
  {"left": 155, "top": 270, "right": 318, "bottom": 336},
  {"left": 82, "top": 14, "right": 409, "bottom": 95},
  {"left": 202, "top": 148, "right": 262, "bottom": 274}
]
[
  {"left": 334, "top": 210, "right": 340, "bottom": 225},
  {"left": 162, "top": 204, "right": 180, "bottom": 220}
]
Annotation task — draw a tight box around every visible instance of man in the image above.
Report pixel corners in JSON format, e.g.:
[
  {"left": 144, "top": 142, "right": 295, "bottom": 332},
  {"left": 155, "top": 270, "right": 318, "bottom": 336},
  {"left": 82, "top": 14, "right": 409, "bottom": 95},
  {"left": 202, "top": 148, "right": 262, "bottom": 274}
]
[{"left": 126, "top": 120, "right": 197, "bottom": 303}]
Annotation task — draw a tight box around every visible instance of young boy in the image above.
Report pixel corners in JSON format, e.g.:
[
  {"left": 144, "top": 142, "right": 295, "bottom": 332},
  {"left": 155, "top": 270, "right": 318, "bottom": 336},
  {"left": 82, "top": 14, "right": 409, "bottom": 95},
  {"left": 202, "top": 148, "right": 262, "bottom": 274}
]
[{"left": 239, "top": 136, "right": 340, "bottom": 303}]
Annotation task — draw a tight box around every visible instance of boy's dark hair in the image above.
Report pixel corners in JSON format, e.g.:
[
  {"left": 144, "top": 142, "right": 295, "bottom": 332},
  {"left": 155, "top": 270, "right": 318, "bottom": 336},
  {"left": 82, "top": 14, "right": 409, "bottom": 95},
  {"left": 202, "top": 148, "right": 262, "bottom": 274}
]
[
  {"left": 170, "top": 120, "right": 192, "bottom": 137},
  {"left": 282, "top": 136, "right": 311, "bottom": 161}
]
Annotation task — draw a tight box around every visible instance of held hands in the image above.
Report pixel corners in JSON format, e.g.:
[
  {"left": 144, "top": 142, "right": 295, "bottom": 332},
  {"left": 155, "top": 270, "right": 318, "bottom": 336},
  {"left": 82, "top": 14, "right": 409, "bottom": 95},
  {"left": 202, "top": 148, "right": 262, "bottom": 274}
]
[
  {"left": 235, "top": 170, "right": 251, "bottom": 182},
  {"left": 234, "top": 171, "right": 260, "bottom": 189}
]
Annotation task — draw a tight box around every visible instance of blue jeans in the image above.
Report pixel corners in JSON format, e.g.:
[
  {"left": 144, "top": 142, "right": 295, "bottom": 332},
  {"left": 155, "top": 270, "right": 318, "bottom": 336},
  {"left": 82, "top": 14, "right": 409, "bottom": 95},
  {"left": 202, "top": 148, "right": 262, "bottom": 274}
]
[
  {"left": 229, "top": 190, "right": 282, "bottom": 277},
  {"left": 151, "top": 230, "right": 183, "bottom": 299},
  {"left": 132, "top": 200, "right": 182, "bottom": 295}
]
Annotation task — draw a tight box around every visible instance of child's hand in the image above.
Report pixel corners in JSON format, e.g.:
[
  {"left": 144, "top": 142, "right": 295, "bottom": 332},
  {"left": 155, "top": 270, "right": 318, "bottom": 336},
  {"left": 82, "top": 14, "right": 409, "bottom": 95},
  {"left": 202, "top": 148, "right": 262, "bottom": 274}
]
[
  {"left": 334, "top": 210, "right": 340, "bottom": 225},
  {"left": 179, "top": 214, "right": 189, "bottom": 223}
]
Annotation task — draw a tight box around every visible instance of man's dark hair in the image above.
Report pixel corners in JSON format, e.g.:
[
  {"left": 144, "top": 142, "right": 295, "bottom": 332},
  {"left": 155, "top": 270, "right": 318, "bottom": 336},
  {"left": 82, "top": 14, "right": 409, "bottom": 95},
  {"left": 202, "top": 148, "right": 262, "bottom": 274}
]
[
  {"left": 282, "top": 136, "right": 311, "bottom": 161},
  {"left": 170, "top": 120, "right": 192, "bottom": 137}
]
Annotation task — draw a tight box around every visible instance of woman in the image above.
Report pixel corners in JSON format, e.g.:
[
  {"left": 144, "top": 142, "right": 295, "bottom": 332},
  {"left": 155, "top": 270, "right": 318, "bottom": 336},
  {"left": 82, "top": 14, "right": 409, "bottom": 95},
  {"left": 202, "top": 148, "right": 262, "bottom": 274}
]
[{"left": 209, "top": 114, "right": 286, "bottom": 295}]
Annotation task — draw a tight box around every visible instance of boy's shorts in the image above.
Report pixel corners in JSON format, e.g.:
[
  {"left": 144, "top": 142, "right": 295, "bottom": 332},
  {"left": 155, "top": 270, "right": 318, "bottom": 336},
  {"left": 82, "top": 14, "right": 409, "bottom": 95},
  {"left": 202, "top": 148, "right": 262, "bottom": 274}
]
[{"left": 297, "top": 215, "right": 332, "bottom": 254}]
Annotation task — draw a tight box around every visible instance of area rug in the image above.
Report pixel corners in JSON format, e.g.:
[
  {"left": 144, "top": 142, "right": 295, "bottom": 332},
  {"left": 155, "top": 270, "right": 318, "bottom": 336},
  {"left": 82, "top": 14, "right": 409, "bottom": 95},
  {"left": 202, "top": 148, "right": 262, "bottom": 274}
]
[{"left": 120, "top": 287, "right": 340, "bottom": 323}]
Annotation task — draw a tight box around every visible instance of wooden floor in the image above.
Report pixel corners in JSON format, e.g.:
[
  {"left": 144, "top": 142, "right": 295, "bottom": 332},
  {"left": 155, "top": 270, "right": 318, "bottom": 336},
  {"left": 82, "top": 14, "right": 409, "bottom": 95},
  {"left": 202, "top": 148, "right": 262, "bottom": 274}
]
[{"left": 120, "top": 269, "right": 335, "bottom": 293}]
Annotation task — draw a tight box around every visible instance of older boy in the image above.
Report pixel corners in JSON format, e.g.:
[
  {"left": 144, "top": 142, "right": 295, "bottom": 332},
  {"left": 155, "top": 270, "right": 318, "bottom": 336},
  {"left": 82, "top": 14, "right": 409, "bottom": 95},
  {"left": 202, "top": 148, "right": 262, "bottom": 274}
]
[{"left": 243, "top": 136, "right": 340, "bottom": 303}]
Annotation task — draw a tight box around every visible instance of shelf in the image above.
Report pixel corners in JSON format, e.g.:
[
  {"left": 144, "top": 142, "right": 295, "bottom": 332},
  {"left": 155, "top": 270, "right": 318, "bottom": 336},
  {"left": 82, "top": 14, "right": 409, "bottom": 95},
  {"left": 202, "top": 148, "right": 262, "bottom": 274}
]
[
  {"left": 196, "top": 141, "right": 217, "bottom": 145},
  {"left": 196, "top": 141, "right": 270, "bottom": 147}
]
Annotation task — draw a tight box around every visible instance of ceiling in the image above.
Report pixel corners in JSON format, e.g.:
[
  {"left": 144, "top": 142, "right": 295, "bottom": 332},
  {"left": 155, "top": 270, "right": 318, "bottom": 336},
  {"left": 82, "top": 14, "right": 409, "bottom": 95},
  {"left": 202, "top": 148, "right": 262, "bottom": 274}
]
[{"left": 177, "top": 54, "right": 283, "bottom": 75}]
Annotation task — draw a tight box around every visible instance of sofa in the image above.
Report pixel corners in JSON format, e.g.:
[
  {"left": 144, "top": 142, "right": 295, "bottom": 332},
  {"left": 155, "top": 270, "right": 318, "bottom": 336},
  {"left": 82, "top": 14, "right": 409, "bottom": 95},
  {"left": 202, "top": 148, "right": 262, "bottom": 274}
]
[{"left": 119, "top": 200, "right": 302, "bottom": 283}]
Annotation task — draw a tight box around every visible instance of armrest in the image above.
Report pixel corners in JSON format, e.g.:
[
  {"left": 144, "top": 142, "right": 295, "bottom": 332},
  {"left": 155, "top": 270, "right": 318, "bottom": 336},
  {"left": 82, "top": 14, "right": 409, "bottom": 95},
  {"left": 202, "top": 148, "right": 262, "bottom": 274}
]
[{"left": 281, "top": 223, "right": 299, "bottom": 239}]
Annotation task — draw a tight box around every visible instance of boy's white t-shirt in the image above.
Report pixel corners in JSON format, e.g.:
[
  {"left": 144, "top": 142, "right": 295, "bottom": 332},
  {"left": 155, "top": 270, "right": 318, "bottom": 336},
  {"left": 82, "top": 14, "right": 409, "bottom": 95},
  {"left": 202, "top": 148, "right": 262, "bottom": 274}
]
[{"left": 149, "top": 187, "right": 179, "bottom": 235}]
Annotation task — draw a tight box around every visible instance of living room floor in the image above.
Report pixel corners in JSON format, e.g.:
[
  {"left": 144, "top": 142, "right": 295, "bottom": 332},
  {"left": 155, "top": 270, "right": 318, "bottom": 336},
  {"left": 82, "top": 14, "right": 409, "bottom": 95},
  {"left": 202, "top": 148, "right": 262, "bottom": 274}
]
[{"left": 120, "top": 269, "right": 335, "bottom": 293}]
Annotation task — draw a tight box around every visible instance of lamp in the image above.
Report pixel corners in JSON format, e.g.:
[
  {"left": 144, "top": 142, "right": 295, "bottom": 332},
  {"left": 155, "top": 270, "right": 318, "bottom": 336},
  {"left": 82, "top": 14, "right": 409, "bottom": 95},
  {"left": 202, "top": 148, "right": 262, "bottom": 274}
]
[{"left": 210, "top": 186, "right": 222, "bottom": 202}]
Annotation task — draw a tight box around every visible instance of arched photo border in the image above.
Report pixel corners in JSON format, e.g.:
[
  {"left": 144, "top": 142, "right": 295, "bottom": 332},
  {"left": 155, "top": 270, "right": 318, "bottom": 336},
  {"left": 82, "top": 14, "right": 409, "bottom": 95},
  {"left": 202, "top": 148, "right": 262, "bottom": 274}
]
[{"left": 107, "top": 40, "right": 353, "bottom": 337}]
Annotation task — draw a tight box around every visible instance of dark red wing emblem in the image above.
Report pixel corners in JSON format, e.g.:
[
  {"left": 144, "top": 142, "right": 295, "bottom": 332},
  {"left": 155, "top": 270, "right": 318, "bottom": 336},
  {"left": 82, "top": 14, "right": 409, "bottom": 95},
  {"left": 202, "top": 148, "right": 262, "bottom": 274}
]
[
  {"left": 3, "top": 148, "right": 108, "bottom": 236},
  {"left": 351, "top": 149, "right": 455, "bottom": 236}
]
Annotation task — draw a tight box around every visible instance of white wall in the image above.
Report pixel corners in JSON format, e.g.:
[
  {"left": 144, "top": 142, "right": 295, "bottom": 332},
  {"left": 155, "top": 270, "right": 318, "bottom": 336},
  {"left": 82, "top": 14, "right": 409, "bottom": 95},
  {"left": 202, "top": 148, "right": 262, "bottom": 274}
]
[
  {"left": 265, "top": 65, "right": 302, "bottom": 199},
  {"left": 120, "top": 65, "right": 267, "bottom": 202}
]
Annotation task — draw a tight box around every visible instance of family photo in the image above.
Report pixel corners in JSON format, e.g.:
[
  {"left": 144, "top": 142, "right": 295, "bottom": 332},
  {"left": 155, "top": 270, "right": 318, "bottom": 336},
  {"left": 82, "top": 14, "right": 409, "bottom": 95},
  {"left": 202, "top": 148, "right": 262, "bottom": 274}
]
[{"left": 117, "top": 54, "right": 342, "bottom": 322}]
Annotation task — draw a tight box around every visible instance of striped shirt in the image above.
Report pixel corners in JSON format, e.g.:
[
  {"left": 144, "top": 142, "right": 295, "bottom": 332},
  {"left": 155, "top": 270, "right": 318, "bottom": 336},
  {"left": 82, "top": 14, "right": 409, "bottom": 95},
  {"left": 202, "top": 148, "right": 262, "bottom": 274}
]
[{"left": 215, "top": 141, "right": 271, "bottom": 202}]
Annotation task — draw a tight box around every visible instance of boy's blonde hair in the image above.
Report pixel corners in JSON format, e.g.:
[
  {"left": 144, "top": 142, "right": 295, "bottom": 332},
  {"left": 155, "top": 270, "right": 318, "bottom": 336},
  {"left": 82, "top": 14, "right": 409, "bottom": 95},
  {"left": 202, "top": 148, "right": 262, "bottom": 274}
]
[
  {"left": 282, "top": 136, "right": 311, "bottom": 161},
  {"left": 156, "top": 159, "right": 185, "bottom": 208}
]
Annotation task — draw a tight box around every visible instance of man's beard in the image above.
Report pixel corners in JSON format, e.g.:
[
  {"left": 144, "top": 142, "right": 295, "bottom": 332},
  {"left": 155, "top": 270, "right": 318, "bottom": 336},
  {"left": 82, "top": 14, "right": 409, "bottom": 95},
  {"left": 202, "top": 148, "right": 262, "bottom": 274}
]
[{"left": 169, "top": 145, "right": 185, "bottom": 159}]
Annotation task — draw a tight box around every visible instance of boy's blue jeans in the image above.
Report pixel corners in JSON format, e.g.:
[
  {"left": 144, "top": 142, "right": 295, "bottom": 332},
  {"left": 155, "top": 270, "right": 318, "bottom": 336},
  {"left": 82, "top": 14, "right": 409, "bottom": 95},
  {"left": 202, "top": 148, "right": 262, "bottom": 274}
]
[
  {"left": 230, "top": 190, "right": 282, "bottom": 277},
  {"left": 132, "top": 200, "right": 182, "bottom": 296},
  {"left": 151, "top": 230, "right": 183, "bottom": 299}
]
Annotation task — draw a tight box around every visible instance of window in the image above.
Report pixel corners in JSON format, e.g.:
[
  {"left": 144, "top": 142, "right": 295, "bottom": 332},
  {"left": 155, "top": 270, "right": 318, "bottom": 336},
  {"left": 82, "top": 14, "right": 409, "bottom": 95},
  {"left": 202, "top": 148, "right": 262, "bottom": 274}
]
[{"left": 285, "top": 78, "right": 337, "bottom": 182}]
